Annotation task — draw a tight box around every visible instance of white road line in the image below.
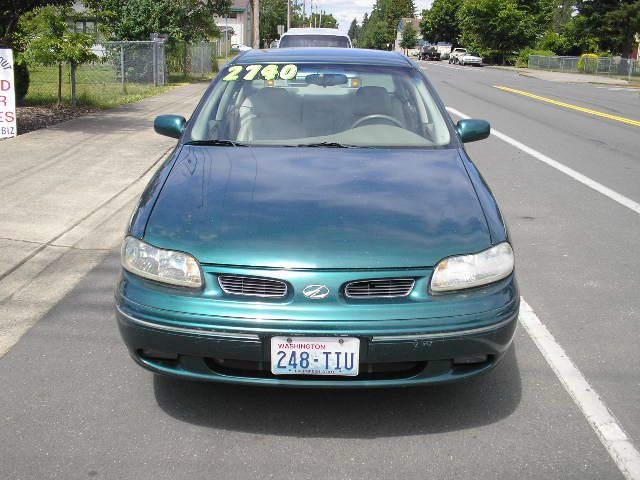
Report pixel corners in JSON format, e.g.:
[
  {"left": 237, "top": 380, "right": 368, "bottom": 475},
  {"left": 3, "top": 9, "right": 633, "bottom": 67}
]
[
  {"left": 447, "top": 103, "right": 640, "bottom": 476},
  {"left": 446, "top": 106, "right": 640, "bottom": 215},
  {"left": 519, "top": 298, "right": 640, "bottom": 480}
]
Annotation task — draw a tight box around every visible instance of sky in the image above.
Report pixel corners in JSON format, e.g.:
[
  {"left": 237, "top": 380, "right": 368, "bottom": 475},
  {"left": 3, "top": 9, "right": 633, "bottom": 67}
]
[{"left": 308, "top": 0, "right": 434, "bottom": 33}]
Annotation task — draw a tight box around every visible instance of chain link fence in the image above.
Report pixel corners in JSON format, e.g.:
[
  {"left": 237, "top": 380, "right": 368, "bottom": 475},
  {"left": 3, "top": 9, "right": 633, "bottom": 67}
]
[
  {"left": 528, "top": 55, "right": 639, "bottom": 80},
  {"left": 25, "top": 39, "right": 224, "bottom": 105},
  {"left": 166, "top": 41, "right": 232, "bottom": 77},
  {"left": 107, "top": 41, "right": 167, "bottom": 87}
]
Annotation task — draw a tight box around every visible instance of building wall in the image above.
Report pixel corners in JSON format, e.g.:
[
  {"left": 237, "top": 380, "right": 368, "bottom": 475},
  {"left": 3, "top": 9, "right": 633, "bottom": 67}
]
[{"left": 215, "top": 9, "right": 252, "bottom": 46}]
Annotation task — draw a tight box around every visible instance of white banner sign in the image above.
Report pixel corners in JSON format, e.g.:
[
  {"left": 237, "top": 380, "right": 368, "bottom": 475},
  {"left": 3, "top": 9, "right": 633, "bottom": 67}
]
[{"left": 0, "top": 48, "right": 17, "bottom": 138}]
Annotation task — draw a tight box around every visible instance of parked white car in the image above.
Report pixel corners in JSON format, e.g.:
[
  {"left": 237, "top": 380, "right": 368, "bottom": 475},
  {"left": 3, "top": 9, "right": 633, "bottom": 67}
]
[
  {"left": 279, "top": 28, "right": 352, "bottom": 48},
  {"left": 448, "top": 48, "right": 467, "bottom": 64},
  {"left": 459, "top": 52, "right": 483, "bottom": 66},
  {"left": 231, "top": 43, "right": 252, "bottom": 52}
]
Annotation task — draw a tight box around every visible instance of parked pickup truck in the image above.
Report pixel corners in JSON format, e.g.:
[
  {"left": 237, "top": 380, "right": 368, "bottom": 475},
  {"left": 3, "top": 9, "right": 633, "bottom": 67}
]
[
  {"left": 419, "top": 45, "right": 441, "bottom": 61},
  {"left": 448, "top": 48, "right": 467, "bottom": 64}
]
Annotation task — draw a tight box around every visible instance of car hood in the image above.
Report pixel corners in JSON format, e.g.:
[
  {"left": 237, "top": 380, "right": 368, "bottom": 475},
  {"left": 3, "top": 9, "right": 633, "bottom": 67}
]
[{"left": 144, "top": 146, "right": 491, "bottom": 269}]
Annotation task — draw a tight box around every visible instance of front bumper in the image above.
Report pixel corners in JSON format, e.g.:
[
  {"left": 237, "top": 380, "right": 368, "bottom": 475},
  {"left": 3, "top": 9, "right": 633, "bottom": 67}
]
[{"left": 115, "top": 275, "right": 519, "bottom": 388}]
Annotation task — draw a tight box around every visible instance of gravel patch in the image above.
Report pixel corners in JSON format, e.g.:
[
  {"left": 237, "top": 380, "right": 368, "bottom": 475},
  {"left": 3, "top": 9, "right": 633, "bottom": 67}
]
[{"left": 16, "top": 105, "right": 100, "bottom": 135}]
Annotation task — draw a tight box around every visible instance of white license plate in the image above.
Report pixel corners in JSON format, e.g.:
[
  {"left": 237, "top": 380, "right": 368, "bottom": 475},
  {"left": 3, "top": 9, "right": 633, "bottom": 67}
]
[{"left": 270, "top": 336, "right": 360, "bottom": 376}]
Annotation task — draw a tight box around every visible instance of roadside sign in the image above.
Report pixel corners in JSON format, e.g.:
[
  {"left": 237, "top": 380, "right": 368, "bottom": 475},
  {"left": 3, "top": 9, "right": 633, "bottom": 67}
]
[
  {"left": 0, "top": 48, "right": 17, "bottom": 138},
  {"left": 150, "top": 33, "right": 169, "bottom": 42},
  {"left": 277, "top": 24, "right": 285, "bottom": 35}
]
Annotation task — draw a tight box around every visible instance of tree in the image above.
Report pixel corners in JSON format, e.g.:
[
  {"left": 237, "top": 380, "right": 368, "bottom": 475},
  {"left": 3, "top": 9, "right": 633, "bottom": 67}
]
[
  {"left": 458, "top": 0, "right": 536, "bottom": 63},
  {"left": 362, "top": 19, "right": 390, "bottom": 49},
  {"left": 308, "top": 11, "right": 338, "bottom": 29},
  {"left": 85, "top": 0, "right": 230, "bottom": 41},
  {"left": 552, "top": 0, "right": 575, "bottom": 29},
  {"left": 574, "top": 0, "right": 640, "bottom": 56},
  {"left": 18, "top": 5, "right": 97, "bottom": 106},
  {"left": 260, "top": 0, "right": 288, "bottom": 46},
  {"left": 385, "top": 0, "right": 415, "bottom": 43},
  {"left": 399, "top": 22, "right": 417, "bottom": 53},
  {"left": 348, "top": 18, "right": 360, "bottom": 44},
  {"left": 0, "top": 0, "right": 70, "bottom": 47},
  {"left": 420, "top": 0, "right": 462, "bottom": 45},
  {"left": 358, "top": 0, "right": 413, "bottom": 49},
  {"left": 358, "top": 12, "right": 369, "bottom": 45}
]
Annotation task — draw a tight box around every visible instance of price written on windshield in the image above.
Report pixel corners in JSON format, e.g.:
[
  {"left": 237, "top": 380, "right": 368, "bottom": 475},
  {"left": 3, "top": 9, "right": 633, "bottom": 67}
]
[{"left": 223, "top": 64, "right": 298, "bottom": 81}]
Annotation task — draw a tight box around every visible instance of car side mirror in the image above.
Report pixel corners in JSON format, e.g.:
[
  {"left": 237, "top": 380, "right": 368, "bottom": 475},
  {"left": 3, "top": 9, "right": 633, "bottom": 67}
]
[
  {"left": 154, "top": 115, "right": 186, "bottom": 139},
  {"left": 456, "top": 119, "right": 490, "bottom": 143}
]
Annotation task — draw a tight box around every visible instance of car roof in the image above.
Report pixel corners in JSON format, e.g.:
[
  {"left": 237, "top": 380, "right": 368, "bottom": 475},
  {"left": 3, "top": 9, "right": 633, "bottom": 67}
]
[
  {"left": 281, "top": 27, "right": 347, "bottom": 37},
  {"left": 234, "top": 48, "right": 414, "bottom": 68}
]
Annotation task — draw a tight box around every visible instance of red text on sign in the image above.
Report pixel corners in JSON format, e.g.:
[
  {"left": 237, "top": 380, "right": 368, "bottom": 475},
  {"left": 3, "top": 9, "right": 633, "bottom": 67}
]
[{"left": 0, "top": 111, "right": 15, "bottom": 123}]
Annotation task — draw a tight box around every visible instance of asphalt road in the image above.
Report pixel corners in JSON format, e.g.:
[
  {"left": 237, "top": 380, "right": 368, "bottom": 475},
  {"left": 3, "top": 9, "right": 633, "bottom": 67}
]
[{"left": 1, "top": 63, "right": 638, "bottom": 480}]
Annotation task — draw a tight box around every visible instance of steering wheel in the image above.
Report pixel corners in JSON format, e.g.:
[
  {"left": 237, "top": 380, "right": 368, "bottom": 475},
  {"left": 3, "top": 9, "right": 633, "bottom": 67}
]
[{"left": 350, "top": 114, "right": 403, "bottom": 129}]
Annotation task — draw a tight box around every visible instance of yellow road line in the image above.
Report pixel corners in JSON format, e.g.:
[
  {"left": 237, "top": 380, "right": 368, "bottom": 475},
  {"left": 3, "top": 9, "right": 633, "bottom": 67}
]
[{"left": 494, "top": 85, "right": 640, "bottom": 127}]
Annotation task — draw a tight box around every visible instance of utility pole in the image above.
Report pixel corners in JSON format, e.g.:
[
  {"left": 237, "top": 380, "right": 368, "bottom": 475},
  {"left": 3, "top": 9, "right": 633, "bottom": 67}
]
[
  {"left": 253, "top": 0, "right": 260, "bottom": 48},
  {"left": 287, "top": 0, "right": 291, "bottom": 30},
  {"left": 319, "top": 9, "right": 322, "bottom": 28},
  {"left": 303, "top": 0, "right": 306, "bottom": 26}
]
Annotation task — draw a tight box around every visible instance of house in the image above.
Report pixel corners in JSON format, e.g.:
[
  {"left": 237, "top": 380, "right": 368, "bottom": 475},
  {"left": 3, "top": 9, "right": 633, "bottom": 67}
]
[
  {"left": 214, "top": 0, "right": 254, "bottom": 48},
  {"left": 394, "top": 17, "right": 421, "bottom": 53},
  {"left": 71, "top": 0, "right": 98, "bottom": 35}
]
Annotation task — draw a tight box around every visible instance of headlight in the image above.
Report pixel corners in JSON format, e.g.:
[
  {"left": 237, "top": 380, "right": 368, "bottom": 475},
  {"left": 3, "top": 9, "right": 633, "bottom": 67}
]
[
  {"left": 430, "top": 242, "right": 514, "bottom": 293},
  {"left": 121, "top": 236, "right": 203, "bottom": 288}
]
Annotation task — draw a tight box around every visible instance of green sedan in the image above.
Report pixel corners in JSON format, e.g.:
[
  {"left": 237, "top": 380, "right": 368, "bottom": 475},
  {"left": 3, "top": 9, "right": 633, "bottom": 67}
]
[{"left": 115, "top": 47, "right": 519, "bottom": 387}]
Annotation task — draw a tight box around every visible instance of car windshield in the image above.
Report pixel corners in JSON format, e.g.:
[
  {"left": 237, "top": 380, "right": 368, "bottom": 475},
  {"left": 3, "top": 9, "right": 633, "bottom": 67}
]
[
  {"left": 188, "top": 63, "right": 451, "bottom": 148},
  {"left": 279, "top": 35, "right": 350, "bottom": 48},
  {"left": 468, "top": 52, "right": 480, "bottom": 56}
]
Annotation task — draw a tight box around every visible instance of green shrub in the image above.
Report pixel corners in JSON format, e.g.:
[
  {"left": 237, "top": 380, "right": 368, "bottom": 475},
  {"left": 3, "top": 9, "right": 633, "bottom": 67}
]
[
  {"left": 14, "top": 58, "right": 30, "bottom": 103},
  {"left": 516, "top": 48, "right": 555, "bottom": 68},
  {"left": 578, "top": 53, "right": 598, "bottom": 73},
  {"left": 537, "top": 32, "right": 563, "bottom": 53}
]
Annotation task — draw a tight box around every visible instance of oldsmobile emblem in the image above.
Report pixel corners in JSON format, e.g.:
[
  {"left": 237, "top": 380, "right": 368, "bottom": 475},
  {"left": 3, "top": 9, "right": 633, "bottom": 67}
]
[{"left": 302, "top": 284, "right": 330, "bottom": 299}]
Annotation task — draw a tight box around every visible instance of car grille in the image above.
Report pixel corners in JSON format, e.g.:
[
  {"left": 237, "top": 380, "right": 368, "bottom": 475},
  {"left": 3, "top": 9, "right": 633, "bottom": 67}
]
[
  {"left": 205, "top": 358, "right": 427, "bottom": 381},
  {"left": 344, "top": 278, "right": 415, "bottom": 299},
  {"left": 218, "top": 275, "right": 288, "bottom": 298}
]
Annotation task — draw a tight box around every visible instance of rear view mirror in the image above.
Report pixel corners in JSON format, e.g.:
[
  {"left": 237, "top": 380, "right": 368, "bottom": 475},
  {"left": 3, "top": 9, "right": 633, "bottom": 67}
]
[
  {"left": 154, "top": 115, "right": 186, "bottom": 139},
  {"left": 456, "top": 119, "right": 490, "bottom": 143},
  {"left": 305, "top": 73, "right": 348, "bottom": 87}
]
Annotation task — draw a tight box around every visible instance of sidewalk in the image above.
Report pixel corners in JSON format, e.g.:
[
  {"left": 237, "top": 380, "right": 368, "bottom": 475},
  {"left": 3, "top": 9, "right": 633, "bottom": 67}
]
[
  {"left": 0, "top": 82, "right": 208, "bottom": 354},
  {"left": 486, "top": 65, "right": 637, "bottom": 86}
]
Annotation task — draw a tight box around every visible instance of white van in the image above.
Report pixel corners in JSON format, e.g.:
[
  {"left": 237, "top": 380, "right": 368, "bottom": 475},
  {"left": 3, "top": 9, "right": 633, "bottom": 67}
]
[{"left": 279, "top": 28, "right": 352, "bottom": 48}]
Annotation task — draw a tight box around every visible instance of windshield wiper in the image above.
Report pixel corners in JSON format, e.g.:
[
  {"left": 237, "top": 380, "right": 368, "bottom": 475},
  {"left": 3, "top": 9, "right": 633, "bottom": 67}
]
[
  {"left": 297, "top": 142, "right": 358, "bottom": 148},
  {"left": 184, "top": 139, "right": 247, "bottom": 147}
]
